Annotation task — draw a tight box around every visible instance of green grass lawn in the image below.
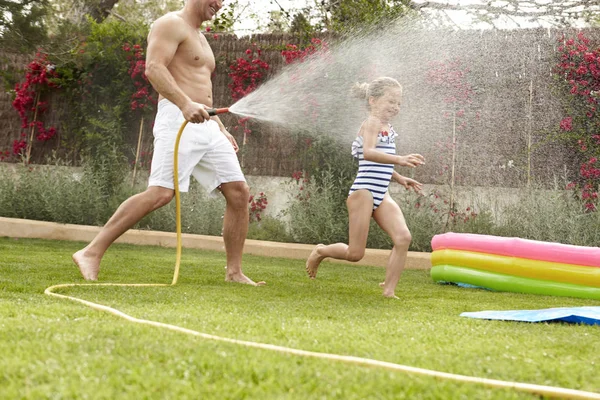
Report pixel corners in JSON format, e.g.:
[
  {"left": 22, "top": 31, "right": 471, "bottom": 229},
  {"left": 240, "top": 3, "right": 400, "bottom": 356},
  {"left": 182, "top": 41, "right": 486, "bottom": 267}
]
[{"left": 1, "top": 237, "right": 599, "bottom": 399}]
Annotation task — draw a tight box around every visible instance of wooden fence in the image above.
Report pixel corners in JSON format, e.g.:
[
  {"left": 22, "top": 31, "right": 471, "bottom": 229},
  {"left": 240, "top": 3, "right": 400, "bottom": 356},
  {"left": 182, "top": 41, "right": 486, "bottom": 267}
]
[{"left": 0, "top": 28, "right": 598, "bottom": 186}]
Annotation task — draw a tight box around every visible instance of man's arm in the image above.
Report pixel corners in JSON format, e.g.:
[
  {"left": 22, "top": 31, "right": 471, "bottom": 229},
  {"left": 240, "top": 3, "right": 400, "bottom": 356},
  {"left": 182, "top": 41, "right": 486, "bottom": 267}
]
[{"left": 145, "top": 15, "right": 209, "bottom": 123}]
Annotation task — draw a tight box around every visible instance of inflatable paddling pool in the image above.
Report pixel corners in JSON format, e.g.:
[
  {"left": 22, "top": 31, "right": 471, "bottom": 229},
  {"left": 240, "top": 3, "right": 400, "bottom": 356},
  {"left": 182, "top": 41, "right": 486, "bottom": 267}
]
[{"left": 430, "top": 233, "right": 600, "bottom": 300}]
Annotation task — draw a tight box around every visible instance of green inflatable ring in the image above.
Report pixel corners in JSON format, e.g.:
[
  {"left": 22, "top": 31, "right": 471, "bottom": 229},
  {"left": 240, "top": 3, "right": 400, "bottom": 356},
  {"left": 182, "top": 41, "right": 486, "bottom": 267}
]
[
  {"left": 431, "top": 265, "right": 600, "bottom": 300},
  {"left": 431, "top": 249, "right": 600, "bottom": 288}
]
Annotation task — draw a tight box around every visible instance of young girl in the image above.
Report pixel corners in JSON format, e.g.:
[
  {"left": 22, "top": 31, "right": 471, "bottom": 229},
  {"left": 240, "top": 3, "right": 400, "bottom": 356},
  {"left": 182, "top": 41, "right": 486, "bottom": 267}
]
[{"left": 305, "top": 77, "right": 425, "bottom": 298}]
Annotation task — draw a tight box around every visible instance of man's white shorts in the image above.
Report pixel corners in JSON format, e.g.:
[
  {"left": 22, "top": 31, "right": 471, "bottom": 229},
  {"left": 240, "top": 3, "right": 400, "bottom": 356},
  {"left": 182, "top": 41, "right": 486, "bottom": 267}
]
[{"left": 148, "top": 99, "right": 246, "bottom": 194}]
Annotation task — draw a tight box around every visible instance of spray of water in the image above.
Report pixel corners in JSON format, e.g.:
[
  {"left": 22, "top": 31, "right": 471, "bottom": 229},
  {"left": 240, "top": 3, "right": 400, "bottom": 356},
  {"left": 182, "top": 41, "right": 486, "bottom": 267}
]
[
  {"left": 227, "top": 15, "right": 576, "bottom": 188},
  {"left": 227, "top": 18, "right": 476, "bottom": 142}
]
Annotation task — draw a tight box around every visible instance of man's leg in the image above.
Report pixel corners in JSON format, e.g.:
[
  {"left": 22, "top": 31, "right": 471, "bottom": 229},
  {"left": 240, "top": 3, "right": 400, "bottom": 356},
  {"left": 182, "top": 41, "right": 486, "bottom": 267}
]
[
  {"left": 73, "top": 186, "right": 175, "bottom": 280},
  {"left": 219, "top": 181, "right": 265, "bottom": 286}
]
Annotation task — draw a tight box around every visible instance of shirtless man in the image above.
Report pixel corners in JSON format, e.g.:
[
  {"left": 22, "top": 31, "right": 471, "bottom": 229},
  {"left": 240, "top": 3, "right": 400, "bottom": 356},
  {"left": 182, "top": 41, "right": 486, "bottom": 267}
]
[{"left": 72, "top": 0, "right": 264, "bottom": 286}]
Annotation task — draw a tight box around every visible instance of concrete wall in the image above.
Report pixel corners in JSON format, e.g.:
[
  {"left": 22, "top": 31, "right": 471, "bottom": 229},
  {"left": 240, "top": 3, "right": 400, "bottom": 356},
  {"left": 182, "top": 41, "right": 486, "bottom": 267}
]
[
  {"left": 1, "top": 162, "right": 561, "bottom": 222},
  {"left": 246, "top": 175, "right": 559, "bottom": 222}
]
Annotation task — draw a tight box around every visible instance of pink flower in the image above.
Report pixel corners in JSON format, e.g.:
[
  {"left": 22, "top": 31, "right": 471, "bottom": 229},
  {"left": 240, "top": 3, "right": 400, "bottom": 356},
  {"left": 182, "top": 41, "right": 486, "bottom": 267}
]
[{"left": 559, "top": 116, "right": 572, "bottom": 131}]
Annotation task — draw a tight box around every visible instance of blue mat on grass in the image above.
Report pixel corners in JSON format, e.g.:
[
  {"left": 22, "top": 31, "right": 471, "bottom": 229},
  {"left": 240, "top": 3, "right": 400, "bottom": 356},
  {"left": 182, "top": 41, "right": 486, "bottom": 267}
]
[{"left": 460, "top": 306, "right": 600, "bottom": 326}]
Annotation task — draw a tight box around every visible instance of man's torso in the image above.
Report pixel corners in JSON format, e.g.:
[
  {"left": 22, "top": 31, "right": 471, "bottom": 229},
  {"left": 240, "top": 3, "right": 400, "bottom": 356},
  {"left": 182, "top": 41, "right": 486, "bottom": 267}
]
[{"left": 161, "top": 16, "right": 216, "bottom": 106}]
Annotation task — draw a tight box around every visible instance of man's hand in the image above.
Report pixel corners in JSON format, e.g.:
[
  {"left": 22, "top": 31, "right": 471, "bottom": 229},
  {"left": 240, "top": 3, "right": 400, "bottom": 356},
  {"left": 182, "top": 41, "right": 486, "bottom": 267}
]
[
  {"left": 221, "top": 129, "right": 239, "bottom": 152},
  {"left": 181, "top": 102, "right": 211, "bottom": 123},
  {"left": 397, "top": 176, "right": 423, "bottom": 193}
]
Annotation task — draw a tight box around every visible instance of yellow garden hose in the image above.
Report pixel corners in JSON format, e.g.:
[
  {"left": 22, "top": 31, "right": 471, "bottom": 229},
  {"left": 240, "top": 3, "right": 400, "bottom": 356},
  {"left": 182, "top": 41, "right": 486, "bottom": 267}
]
[
  {"left": 171, "top": 119, "right": 187, "bottom": 285},
  {"left": 43, "top": 120, "right": 600, "bottom": 400}
]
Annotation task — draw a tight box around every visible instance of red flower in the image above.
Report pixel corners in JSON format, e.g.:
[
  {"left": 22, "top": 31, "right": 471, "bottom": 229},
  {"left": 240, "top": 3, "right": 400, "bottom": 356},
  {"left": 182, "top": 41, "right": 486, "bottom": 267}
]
[
  {"left": 559, "top": 116, "right": 573, "bottom": 131},
  {"left": 12, "top": 139, "right": 26, "bottom": 155}
]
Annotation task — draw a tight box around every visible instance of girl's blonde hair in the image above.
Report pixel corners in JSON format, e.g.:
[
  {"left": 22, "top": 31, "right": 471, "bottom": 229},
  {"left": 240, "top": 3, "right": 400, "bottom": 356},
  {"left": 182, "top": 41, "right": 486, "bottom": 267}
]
[{"left": 351, "top": 77, "right": 402, "bottom": 104}]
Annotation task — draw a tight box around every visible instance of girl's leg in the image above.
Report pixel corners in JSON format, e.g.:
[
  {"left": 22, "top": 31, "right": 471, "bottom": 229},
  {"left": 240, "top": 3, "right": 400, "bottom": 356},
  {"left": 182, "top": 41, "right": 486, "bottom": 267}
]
[
  {"left": 372, "top": 194, "right": 412, "bottom": 298},
  {"left": 306, "top": 190, "right": 373, "bottom": 278}
]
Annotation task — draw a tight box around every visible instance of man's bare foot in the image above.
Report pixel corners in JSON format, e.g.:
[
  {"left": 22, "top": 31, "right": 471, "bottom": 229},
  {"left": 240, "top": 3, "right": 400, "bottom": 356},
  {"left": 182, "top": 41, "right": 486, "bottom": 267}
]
[
  {"left": 306, "top": 244, "right": 325, "bottom": 279},
  {"left": 72, "top": 249, "right": 100, "bottom": 281},
  {"left": 225, "top": 268, "right": 265, "bottom": 286}
]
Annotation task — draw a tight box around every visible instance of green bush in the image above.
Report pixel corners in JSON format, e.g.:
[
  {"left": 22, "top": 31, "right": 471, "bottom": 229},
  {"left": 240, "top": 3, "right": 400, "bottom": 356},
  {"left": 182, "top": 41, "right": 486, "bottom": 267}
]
[
  {"left": 396, "top": 190, "right": 498, "bottom": 252},
  {"left": 138, "top": 181, "right": 226, "bottom": 236},
  {"left": 3, "top": 160, "right": 600, "bottom": 251},
  {"left": 282, "top": 171, "right": 349, "bottom": 245},
  {"left": 0, "top": 163, "right": 134, "bottom": 225},
  {"left": 50, "top": 18, "right": 153, "bottom": 164},
  {"left": 494, "top": 188, "right": 600, "bottom": 246},
  {"left": 247, "top": 216, "right": 294, "bottom": 243}
]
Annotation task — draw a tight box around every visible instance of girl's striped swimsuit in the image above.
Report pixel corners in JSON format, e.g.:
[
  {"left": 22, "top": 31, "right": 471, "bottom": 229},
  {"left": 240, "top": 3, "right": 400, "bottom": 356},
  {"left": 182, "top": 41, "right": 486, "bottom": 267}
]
[{"left": 348, "top": 125, "right": 397, "bottom": 210}]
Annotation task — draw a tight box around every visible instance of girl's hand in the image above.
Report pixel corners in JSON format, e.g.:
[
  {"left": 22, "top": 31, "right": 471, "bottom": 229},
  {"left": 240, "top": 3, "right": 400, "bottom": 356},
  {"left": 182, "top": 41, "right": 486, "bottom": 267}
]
[
  {"left": 397, "top": 154, "right": 425, "bottom": 168},
  {"left": 397, "top": 176, "right": 423, "bottom": 193}
]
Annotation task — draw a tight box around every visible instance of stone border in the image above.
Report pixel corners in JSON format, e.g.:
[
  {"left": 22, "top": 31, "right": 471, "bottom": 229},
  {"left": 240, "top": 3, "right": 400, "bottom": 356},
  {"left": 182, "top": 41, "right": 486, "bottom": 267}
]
[{"left": 0, "top": 217, "right": 431, "bottom": 270}]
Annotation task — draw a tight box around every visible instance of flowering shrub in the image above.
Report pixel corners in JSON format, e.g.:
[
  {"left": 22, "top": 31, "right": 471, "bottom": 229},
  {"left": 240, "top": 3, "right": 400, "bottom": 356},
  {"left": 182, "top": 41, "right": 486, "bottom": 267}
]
[
  {"left": 122, "top": 41, "right": 156, "bottom": 179},
  {"left": 229, "top": 44, "right": 270, "bottom": 101},
  {"left": 554, "top": 32, "right": 600, "bottom": 211},
  {"left": 427, "top": 59, "right": 474, "bottom": 106},
  {"left": 282, "top": 170, "right": 349, "bottom": 244},
  {"left": 248, "top": 191, "right": 268, "bottom": 222},
  {"left": 411, "top": 189, "right": 478, "bottom": 222},
  {"left": 281, "top": 38, "right": 328, "bottom": 64},
  {"left": 130, "top": 150, "right": 153, "bottom": 170},
  {"left": 228, "top": 44, "right": 270, "bottom": 141},
  {"left": 123, "top": 43, "right": 156, "bottom": 112},
  {"left": 291, "top": 170, "right": 310, "bottom": 201},
  {"left": 46, "top": 20, "right": 154, "bottom": 172},
  {"left": 8, "top": 51, "right": 58, "bottom": 162},
  {"left": 280, "top": 38, "right": 329, "bottom": 123},
  {"left": 426, "top": 58, "right": 476, "bottom": 152},
  {"left": 426, "top": 58, "right": 477, "bottom": 224}
]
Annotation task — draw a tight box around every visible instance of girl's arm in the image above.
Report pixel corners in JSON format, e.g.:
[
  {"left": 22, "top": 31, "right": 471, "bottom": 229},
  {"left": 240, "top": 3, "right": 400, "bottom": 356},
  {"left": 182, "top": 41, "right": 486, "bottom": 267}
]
[
  {"left": 392, "top": 171, "right": 423, "bottom": 192},
  {"left": 361, "top": 117, "right": 425, "bottom": 167},
  {"left": 361, "top": 117, "right": 397, "bottom": 163}
]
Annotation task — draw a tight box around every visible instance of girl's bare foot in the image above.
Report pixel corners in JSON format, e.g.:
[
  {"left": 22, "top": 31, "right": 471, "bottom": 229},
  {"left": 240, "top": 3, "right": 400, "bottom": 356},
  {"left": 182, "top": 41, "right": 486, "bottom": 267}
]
[
  {"left": 381, "top": 282, "right": 399, "bottom": 298},
  {"left": 306, "top": 244, "right": 325, "bottom": 279},
  {"left": 225, "top": 268, "right": 265, "bottom": 286},
  {"left": 72, "top": 249, "right": 100, "bottom": 281}
]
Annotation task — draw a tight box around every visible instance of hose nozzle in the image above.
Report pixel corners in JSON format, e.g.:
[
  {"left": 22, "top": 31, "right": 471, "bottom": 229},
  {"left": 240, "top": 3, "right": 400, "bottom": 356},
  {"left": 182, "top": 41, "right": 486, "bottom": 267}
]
[{"left": 206, "top": 107, "right": 229, "bottom": 116}]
